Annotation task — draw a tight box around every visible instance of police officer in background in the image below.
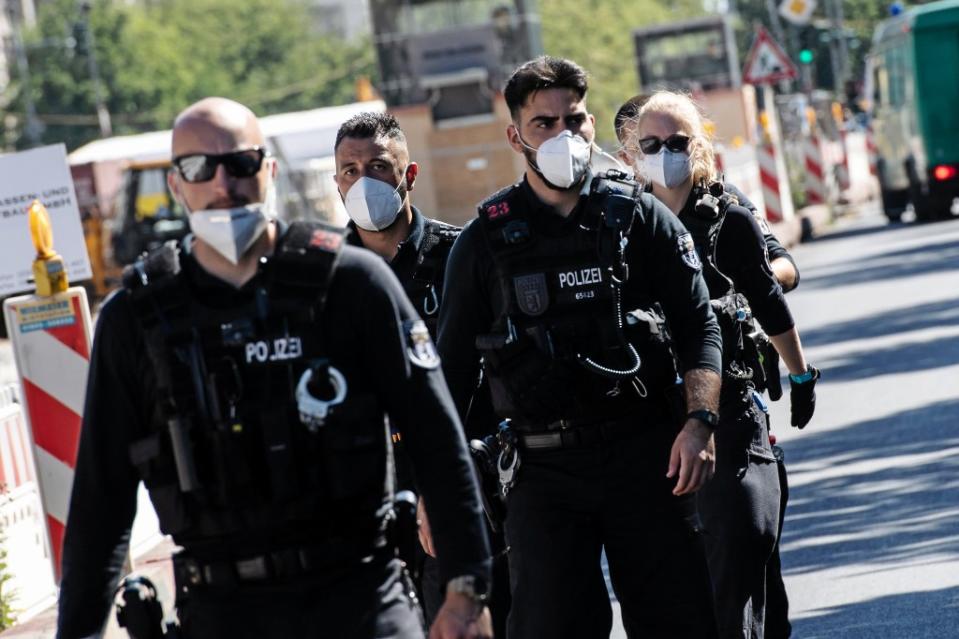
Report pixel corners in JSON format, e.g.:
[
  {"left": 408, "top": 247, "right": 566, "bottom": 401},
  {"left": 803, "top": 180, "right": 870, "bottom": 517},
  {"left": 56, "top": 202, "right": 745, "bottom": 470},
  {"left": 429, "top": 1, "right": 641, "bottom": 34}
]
[
  {"left": 332, "top": 112, "right": 509, "bottom": 635},
  {"left": 614, "top": 95, "right": 799, "bottom": 292},
  {"left": 438, "top": 56, "right": 723, "bottom": 638},
  {"left": 616, "top": 94, "right": 804, "bottom": 637},
  {"left": 56, "top": 97, "right": 492, "bottom": 639},
  {"left": 625, "top": 90, "right": 820, "bottom": 638}
]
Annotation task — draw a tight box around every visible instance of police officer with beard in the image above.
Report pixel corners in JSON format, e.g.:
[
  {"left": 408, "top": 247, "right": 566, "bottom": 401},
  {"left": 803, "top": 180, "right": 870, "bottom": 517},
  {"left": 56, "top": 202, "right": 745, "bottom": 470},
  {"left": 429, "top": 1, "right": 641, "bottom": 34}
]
[
  {"left": 438, "top": 56, "right": 723, "bottom": 638},
  {"left": 56, "top": 98, "right": 492, "bottom": 639},
  {"left": 332, "top": 112, "right": 510, "bottom": 636}
]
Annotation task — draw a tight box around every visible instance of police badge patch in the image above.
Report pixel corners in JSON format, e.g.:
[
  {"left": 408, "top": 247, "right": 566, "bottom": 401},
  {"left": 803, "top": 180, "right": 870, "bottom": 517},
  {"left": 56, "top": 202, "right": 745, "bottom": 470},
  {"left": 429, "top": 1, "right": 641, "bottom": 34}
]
[
  {"left": 404, "top": 319, "right": 440, "bottom": 369},
  {"left": 751, "top": 210, "right": 772, "bottom": 235},
  {"left": 514, "top": 273, "right": 549, "bottom": 316},
  {"left": 677, "top": 232, "right": 702, "bottom": 271}
]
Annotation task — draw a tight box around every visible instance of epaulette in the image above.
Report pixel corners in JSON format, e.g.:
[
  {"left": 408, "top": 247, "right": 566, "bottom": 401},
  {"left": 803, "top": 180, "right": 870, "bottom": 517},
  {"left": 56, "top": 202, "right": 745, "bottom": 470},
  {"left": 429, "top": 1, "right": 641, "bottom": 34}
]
[
  {"left": 414, "top": 218, "right": 462, "bottom": 286},
  {"left": 121, "top": 241, "right": 181, "bottom": 291},
  {"left": 270, "top": 221, "right": 345, "bottom": 305},
  {"left": 477, "top": 182, "right": 522, "bottom": 220}
]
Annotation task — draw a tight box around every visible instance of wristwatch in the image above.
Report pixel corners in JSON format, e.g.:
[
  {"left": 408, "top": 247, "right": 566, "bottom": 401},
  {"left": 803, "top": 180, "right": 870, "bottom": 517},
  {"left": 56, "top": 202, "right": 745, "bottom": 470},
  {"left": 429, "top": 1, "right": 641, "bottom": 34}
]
[
  {"left": 446, "top": 574, "right": 489, "bottom": 606},
  {"left": 686, "top": 409, "right": 719, "bottom": 429}
]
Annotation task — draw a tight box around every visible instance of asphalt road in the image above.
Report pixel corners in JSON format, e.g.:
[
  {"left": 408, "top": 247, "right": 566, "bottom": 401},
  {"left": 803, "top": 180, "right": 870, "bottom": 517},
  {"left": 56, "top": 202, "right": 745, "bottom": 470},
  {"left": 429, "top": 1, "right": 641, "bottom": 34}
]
[
  {"left": 2, "top": 205, "right": 955, "bottom": 637},
  {"left": 609, "top": 206, "right": 959, "bottom": 637}
]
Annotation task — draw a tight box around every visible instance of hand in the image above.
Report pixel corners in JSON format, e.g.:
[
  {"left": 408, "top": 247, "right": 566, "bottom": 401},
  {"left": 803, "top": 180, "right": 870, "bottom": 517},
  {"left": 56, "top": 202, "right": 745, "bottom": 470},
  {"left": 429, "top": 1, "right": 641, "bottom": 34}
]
[
  {"left": 667, "top": 418, "right": 716, "bottom": 495},
  {"left": 417, "top": 497, "right": 436, "bottom": 557},
  {"left": 790, "top": 365, "right": 820, "bottom": 429},
  {"left": 429, "top": 593, "right": 493, "bottom": 639}
]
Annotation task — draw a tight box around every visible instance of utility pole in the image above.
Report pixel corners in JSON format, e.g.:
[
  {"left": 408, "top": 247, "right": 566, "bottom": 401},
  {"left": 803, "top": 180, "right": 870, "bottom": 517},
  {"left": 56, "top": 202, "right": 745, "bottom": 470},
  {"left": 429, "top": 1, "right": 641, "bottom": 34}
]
[
  {"left": 825, "top": 0, "right": 847, "bottom": 93},
  {"left": 6, "top": 4, "right": 43, "bottom": 146},
  {"left": 77, "top": 0, "right": 112, "bottom": 137}
]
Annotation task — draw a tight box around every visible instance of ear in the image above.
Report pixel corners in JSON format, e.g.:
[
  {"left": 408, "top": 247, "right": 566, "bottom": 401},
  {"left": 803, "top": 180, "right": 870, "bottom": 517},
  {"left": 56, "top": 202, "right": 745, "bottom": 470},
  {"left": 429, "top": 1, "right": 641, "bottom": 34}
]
[
  {"left": 405, "top": 162, "right": 419, "bottom": 190},
  {"left": 506, "top": 123, "right": 524, "bottom": 154},
  {"left": 617, "top": 150, "right": 633, "bottom": 166},
  {"left": 167, "top": 169, "right": 183, "bottom": 204},
  {"left": 269, "top": 156, "right": 278, "bottom": 179}
]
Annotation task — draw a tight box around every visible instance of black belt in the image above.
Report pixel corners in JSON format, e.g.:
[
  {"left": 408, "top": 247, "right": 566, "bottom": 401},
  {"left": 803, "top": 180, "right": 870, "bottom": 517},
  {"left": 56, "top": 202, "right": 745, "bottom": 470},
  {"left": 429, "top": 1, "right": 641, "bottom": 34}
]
[
  {"left": 173, "top": 538, "right": 379, "bottom": 588},
  {"left": 517, "top": 417, "right": 638, "bottom": 451}
]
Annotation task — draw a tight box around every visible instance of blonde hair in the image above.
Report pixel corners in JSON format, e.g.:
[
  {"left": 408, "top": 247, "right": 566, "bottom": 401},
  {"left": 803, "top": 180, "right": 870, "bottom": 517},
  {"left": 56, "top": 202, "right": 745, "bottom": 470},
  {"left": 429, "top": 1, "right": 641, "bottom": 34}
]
[{"left": 629, "top": 91, "right": 717, "bottom": 186}]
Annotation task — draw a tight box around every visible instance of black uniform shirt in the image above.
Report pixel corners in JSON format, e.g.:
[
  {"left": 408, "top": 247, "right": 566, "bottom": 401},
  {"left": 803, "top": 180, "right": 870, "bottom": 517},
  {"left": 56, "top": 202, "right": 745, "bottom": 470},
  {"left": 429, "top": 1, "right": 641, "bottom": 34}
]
[
  {"left": 347, "top": 206, "right": 447, "bottom": 491},
  {"left": 57, "top": 225, "right": 491, "bottom": 637},
  {"left": 725, "top": 183, "right": 800, "bottom": 290},
  {"left": 438, "top": 177, "right": 722, "bottom": 420},
  {"left": 346, "top": 205, "right": 431, "bottom": 307},
  {"left": 681, "top": 194, "right": 795, "bottom": 337}
]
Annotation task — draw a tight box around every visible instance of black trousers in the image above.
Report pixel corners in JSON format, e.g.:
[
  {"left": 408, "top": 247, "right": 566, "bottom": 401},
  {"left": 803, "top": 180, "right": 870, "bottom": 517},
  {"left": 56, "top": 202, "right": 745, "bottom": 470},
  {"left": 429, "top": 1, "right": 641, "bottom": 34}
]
[
  {"left": 504, "top": 424, "right": 718, "bottom": 639},
  {"left": 764, "top": 447, "right": 792, "bottom": 639},
  {"left": 176, "top": 556, "right": 424, "bottom": 639},
  {"left": 697, "top": 396, "right": 781, "bottom": 639}
]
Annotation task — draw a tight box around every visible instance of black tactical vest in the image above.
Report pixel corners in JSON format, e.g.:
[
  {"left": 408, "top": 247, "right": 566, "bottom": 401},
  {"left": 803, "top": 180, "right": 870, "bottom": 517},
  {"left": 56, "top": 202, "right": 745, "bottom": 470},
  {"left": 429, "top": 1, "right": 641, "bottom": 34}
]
[
  {"left": 475, "top": 178, "right": 679, "bottom": 427},
  {"left": 404, "top": 219, "right": 460, "bottom": 337},
  {"left": 678, "top": 187, "right": 767, "bottom": 397},
  {"left": 123, "top": 222, "right": 387, "bottom": 550}
]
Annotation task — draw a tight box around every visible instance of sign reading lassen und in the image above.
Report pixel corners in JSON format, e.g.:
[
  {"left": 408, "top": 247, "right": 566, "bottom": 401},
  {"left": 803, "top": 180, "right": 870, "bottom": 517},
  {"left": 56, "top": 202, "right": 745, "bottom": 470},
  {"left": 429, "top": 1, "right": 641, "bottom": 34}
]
[{"left": 0, "top": 144, "right": 92, "bottom": 296}]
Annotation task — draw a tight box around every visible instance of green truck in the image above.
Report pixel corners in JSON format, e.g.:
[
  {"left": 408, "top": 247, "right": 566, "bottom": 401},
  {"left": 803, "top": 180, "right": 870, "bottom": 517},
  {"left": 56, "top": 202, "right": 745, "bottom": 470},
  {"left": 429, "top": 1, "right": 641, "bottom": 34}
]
[{"left": 868, "top": 0, "right": 959, "bottom": 222}]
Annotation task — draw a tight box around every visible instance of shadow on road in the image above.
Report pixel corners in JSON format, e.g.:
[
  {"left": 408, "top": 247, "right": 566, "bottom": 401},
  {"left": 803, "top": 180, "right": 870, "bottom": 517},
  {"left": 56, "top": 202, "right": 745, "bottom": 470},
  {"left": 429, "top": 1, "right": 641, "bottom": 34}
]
[
  {"left": 806, "top": 219, "right": 909, "bottom": 244},
  {"left": 780, "top": 399, "right": 959, "bottom": 635},
  {"left": 815, "top": 332, "right": 959, "bottom": 382},
  {"left": 781, "top": 397, "right": 959, "bottom": 578},
  {"left": 801, "top": 234, "right": 959, "bottom": 291},
  {"left": 802, "top": 297, "right": 959, "bottom": 348},
  {"left": 791, "top": 585, "right": 959, "bottom": 639}
]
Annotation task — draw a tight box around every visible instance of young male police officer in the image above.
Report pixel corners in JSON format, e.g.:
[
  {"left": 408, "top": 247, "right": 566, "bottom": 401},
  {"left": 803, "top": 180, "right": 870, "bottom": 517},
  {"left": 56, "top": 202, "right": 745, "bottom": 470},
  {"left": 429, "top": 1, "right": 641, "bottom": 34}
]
[
  {"left": 56, "top": 98, "right": 492, "bottom": 639},
  {"left": 438, "top": 56, "right": 723, "bottom": 638},
  {"left": 334, "top": 112, "right": 512, "bottom": 639}
]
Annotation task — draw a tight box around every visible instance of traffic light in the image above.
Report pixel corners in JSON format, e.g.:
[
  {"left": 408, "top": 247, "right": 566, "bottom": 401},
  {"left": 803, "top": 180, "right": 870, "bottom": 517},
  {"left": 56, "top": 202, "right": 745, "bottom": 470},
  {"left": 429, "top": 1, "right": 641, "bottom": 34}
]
[{"left": 799, "top": 49, "right": 814, "bottom": 64}]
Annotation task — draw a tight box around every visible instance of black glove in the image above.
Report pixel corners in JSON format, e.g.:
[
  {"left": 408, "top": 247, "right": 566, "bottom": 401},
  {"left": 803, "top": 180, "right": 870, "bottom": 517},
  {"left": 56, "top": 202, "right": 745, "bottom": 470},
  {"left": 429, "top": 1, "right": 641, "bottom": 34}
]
[{"left": 789, "top": 365, "right": 820, "bottom": 429}]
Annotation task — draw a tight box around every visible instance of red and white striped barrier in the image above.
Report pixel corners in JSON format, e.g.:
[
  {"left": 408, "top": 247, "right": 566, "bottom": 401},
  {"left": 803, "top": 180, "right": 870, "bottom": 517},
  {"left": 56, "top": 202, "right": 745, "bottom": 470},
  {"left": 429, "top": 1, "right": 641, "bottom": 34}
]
[
  {"left": 836, "top": 127, "right": 851, "bottom": 192},
  {"left": 804, "top": 129, "right": 829, "bottom": 206},
  {"left": 3, "top": 288, "right": 92, "bottom": 581},
  {"left": 0, "top": 385, "right": 37, "bottom": 491},
  {"left": 758, "top": 136, "right": 784, "bottom": 223},
  {"left": 0, "top": 386, "right": 59, "bottom": 619}
]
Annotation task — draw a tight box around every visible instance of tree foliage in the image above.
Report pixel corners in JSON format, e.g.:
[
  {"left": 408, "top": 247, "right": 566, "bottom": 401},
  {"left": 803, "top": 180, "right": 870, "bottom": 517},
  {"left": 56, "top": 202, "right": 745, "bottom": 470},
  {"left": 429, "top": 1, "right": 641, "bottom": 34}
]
[
  {"left": 6, "top": 0, "right": 375, "bottom": 151},
  {"left": 540, "top": 0, "right": 709, "bottom": 146}
]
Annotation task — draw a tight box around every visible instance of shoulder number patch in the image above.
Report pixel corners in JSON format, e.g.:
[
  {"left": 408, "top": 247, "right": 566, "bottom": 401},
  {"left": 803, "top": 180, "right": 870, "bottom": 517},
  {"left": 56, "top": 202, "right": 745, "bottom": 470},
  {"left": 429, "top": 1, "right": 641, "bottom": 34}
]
[
  {"left": 404, "top": 319, "right": 440, "bottom": 369},
  {"left": 310, "top": 228, "right": 343, "bottom": 252},
  {"left": 677, "top": 232, "right": 702, "bottom": 271}
]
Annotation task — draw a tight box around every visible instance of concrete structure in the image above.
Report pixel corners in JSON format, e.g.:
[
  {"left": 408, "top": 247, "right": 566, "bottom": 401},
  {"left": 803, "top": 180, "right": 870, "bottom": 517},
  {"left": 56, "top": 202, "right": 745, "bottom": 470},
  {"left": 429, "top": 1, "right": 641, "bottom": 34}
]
[{"left": 394, "top": 97, "right": 526, "bottom": 226}]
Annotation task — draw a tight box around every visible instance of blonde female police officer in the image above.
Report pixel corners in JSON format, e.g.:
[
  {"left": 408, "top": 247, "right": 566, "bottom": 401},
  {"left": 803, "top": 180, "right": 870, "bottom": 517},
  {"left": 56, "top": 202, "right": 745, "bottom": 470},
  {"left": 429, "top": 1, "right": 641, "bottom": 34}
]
[{"left": 625, "top": 90, "right": 820, "bottom": 639}]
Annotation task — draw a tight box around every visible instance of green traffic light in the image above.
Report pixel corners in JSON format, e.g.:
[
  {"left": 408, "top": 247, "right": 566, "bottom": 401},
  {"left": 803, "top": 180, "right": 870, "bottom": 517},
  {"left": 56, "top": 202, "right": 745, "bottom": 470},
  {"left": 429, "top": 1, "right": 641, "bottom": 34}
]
[{"left": 799, "top": 49, "right": 814, "bottom": 64}]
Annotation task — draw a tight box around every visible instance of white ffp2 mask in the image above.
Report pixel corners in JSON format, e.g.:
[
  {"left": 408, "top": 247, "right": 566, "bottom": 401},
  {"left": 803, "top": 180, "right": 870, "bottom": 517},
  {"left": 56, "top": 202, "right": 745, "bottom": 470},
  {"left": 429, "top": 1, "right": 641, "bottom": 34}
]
[
  {"left": 186, "top": 182, "right": 277, "bottom": 265},
  {"left": 520, "top": 130, "right": 592, "bottom": 189},
  {"left": 639, "top": 149, "right": 692, "bottom": 190},
  {"left": 343, "top": 175, "right": 405, "bottom": 231}
]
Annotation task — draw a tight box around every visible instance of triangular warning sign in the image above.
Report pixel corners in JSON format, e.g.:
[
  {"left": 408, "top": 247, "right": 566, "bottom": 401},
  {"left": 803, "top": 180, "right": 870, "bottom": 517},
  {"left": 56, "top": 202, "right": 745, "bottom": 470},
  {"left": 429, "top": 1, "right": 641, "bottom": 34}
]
[{"left": 743, "top": 26, "right": 798, "bottom": 85}]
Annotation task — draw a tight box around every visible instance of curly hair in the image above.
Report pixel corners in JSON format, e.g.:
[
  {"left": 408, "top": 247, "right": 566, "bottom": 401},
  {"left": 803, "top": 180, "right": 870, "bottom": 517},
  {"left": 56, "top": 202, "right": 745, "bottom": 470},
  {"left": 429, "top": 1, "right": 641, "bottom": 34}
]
[{"left": 630, "top": 91, "right": 717, "bottom": 186}]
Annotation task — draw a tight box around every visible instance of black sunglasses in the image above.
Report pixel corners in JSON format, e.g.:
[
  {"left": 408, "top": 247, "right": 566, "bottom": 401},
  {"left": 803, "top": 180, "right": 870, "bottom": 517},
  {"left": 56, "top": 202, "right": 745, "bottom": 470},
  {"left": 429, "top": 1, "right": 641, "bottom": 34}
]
[
  {"left": 638, "top": 134, "right": 691, "bottom": 155},
  {"left": 173, "top": 147, "right": 267, "bottom": 183}
]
